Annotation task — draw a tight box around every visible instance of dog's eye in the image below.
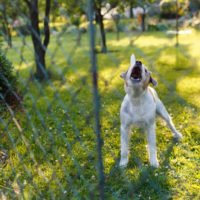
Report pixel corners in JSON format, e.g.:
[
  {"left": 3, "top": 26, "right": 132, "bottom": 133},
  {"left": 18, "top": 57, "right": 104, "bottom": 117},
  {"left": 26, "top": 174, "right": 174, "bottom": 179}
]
[{"left": 145, "top": 69, "right": 148, "bottom": 73}]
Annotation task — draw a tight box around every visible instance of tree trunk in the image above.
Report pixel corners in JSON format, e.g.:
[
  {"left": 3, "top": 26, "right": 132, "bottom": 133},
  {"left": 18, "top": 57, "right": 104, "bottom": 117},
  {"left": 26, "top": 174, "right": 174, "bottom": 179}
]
[
  {"left": 76, "top": 27, "right": 81, "bottom": 46},
  {"left": 114, "top": 20, "right": 120, "bottom": 41},
  {"left": 116, "top": 27, "right": 119, "bottom": 41},
  {"left": 175, "top": 0, "right": 179, "bottom": 47},
  {"left": 96, "top": 8, "right": 107, "bottom": 53},
  {"left": 112, "top": 14, "right": 120, "bottom": 41},
  {"left": 43, "top": 0, "right": 51, "bottom": 49},
  {"left": 30, "top": 0, "right": 46, "bottom": 79},
  {"left": 129, "top": 2, "right": 133, "bottom": 18},
  {"left": 141, "top": 13, "right": 146, "bottom": 32},
  {"left": 2, "top": 3, "right": 12, "bottom": 47},
  {"left": 141, "top": 7, "right": 146, "bottom": 32},
  {"left": 25, "top": 0, "right": 51, "bottom": 80}
]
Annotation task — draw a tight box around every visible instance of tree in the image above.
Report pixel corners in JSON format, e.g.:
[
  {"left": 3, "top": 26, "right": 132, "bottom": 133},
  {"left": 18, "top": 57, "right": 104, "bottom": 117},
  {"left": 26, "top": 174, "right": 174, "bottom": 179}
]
[
  {"left": 127, "top": 0, "right": 136, "bottom": 18},
  {"left": 112, "top": 13, "right": 120, "bottom": 40},
  {"left": 160, "top": 0, "right": 189, "bottom": 19},
  {"left": 24, "top": 0, "right": 51, "bottom": 80},
  {"left": 189, "top": 0, "right": 200, "bottom": 12},
  {"left": 94, "top": 0, "right": 118, "bottom": 53},
  {"left": 63, "top": 0, "right": 86, "bottom": 46},
  {"left": 0, "top": 0, "right": 17, "bottom": 47},
  {"left": 136, "top": 0, "right": 157, "bottom": 32},
  {"left": 123, "top": 0, "right": 158, "bottom": 32},
  {"left": 94, "top": 1, "right": 107, "bottom": 53}
]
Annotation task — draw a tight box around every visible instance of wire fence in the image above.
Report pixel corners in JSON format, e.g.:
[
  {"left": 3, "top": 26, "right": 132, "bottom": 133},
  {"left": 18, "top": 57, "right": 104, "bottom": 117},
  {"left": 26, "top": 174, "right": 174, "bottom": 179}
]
[{"left": 0, "top": 0, "right": 200, "bottom": 199}]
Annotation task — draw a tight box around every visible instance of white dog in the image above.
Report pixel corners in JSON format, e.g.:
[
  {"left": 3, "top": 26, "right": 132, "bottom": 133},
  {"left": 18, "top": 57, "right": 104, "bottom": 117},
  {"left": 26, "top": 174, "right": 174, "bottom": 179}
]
[{"left": 119, "top": 54, "right": 182, "bottom": 168}]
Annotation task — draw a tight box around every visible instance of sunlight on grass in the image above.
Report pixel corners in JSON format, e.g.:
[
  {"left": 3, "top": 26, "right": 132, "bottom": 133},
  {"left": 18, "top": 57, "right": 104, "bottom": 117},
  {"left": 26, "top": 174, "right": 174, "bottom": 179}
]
[
  {"left": 15, "top": 62, "right": 33, "bottom": 71},
  {"left": 108, "top": 37, "right": 130, "bottom": 47},
  {"left": 136, "top": 34, "right": 176, "bottom": 47},
  {"left": 177, "top": 77, "right": 200, "bottom": 108}
]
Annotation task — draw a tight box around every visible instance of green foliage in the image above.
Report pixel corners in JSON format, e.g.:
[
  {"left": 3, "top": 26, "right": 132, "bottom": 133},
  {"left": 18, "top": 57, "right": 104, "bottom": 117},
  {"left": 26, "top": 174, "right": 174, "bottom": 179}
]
[
  {"left": 0, "top": 48, "right": 17, "bottom": 100},
  {"left": 160, "top": 0, "right": 189, "bottom": 19},
  {"left": 189, "top": 0, "right": 200, "bottom": 11},
  {"left": 148, "top": 23, "right": 169, "bottom": 31},
  {"left": 63, "top": 0, "right": 86, "bottom": 16}
]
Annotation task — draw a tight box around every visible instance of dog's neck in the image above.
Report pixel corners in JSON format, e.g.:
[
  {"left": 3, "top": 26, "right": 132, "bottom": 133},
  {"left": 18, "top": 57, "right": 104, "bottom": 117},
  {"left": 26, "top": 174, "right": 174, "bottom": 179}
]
[{"left": 125, "top": 85, "right": 147, "bottom": 99}]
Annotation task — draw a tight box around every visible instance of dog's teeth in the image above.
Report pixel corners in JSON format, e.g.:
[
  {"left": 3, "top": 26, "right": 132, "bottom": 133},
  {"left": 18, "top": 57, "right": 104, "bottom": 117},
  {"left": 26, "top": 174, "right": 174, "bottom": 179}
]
[{"left": 131, "top": 77, "right": 141, "bottom": 81}]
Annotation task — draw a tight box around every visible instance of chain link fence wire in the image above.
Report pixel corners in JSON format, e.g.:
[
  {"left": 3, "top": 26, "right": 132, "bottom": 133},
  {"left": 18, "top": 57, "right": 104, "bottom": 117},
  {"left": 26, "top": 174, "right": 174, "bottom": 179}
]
[{"left": 0, "top": 0, "right": 200, "bottom": 199}]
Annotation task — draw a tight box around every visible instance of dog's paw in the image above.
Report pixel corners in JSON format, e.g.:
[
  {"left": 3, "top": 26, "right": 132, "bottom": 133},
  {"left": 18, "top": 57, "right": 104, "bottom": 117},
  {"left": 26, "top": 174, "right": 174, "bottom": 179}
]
[
  {"left": 173, "top": 131, "right": 183, "bottom": 140},
  {"left": 119, "top": 158, "right": 128, "bottom": 168}
]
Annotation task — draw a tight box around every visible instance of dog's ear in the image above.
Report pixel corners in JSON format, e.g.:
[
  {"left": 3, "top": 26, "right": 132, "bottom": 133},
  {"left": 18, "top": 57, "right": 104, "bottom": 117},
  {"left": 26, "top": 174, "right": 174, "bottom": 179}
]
[
  {"left": 143, "top": 73, "right": 150, "bottom": 89},
  {"left": 149, "top": 76, "right": 158, "bottom": 87},
  {"left": 120, "top": 71, "right": 127, "bottom": 80},
  {"left": 143, "top": 68, "right": 158, "bottom": 89},
  {"left": 130, "top": 54, "right": 136, "bottom": 66}
]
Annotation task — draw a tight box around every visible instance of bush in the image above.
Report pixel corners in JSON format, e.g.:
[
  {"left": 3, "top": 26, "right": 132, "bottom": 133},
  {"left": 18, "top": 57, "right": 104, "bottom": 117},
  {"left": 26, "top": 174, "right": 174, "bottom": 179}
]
[
  {"left": 148, "top": 23, "right": 169, "bottom": 31},
  {"left": 160, "top": 0, "right": 189, "bottom": 19},
  {"left": 0, "top": 48, "right": 20, "bottom": 108},
  {"left": 15, "top": 25, "right": 30, "bottom": 36},
  {"left": 189, "top": 0, "right": 200, "bottom": 12},
  {"left": 104, "top": 20, "right": 115, "bottom": 32}
]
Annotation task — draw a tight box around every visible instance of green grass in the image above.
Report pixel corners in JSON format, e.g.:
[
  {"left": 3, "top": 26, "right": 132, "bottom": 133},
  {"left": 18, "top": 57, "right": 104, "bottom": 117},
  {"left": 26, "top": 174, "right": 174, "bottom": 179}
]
[{"left": 0, "top": 28, "right": 200, "bottom": 199}]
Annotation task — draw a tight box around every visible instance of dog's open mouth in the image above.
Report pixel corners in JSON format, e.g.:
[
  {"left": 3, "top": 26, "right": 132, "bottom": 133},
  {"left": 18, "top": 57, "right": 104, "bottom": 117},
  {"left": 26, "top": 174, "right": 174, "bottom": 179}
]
[{"left": 130, "top": 66, "right": 142, "bottom": 82}]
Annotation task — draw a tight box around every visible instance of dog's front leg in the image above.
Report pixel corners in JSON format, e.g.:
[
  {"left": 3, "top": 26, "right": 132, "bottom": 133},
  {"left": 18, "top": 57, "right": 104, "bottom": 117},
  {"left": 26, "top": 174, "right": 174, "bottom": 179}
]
[
  {"left": 119, "top": 124, "right": 130, "bottom": 167},
  {"left": 146, "top": 123, "right": 159, "bottom": 168}
]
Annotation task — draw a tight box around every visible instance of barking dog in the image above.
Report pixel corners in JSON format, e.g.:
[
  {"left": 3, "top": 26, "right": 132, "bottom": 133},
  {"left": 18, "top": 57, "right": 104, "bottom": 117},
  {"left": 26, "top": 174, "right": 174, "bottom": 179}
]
[{"left": 119, "top": 54, "right": 182, "bottom": 168}]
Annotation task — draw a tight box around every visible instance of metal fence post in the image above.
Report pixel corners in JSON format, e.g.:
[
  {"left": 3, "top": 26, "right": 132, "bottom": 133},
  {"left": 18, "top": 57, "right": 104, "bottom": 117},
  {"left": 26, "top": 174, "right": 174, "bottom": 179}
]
[
  {"left": 88, "top": 0, "right": 105, "bottom": 199},
  {"left": 176, "top": 0, "right": 179, "bottom": 47}
]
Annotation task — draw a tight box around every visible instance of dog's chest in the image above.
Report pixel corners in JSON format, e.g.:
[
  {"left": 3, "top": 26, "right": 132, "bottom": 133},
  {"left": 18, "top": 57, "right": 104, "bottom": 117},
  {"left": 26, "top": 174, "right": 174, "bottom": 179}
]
[
  {"left": 133, "top": 104, "right": 153, "bottom": 123},
  {"left": 124, "top": 95, "right": 156, "bottom": 126}
]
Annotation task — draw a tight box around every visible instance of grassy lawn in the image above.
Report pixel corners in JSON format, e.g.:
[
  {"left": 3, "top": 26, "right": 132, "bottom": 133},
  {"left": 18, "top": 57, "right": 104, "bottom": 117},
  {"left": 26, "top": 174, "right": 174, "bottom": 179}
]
[{"left": 0, "top": 28, "right": 200, "bottom": 199}]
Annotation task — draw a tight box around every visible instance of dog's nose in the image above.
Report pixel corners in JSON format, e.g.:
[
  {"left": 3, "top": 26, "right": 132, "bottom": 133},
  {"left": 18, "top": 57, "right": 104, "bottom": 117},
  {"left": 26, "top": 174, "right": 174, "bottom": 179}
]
[{"left": 136, "top": 61, "right": 142, "bottom": 66}]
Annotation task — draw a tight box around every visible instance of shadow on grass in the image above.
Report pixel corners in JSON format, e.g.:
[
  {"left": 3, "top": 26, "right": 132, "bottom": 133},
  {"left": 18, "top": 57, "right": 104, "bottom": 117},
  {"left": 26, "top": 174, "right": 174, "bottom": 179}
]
[{"left": 105, "top": 138, "right": 179, "bottom": 199}]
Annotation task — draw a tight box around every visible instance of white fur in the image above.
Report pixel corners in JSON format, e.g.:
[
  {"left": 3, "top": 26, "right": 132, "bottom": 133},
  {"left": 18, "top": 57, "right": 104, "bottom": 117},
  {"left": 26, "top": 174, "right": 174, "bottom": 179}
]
[
  {"left": 119, "top": 54, "right": 182, "bottom": 168},
  {"left": 130, "top": 54, "right": 136, "bottom": 66}
]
